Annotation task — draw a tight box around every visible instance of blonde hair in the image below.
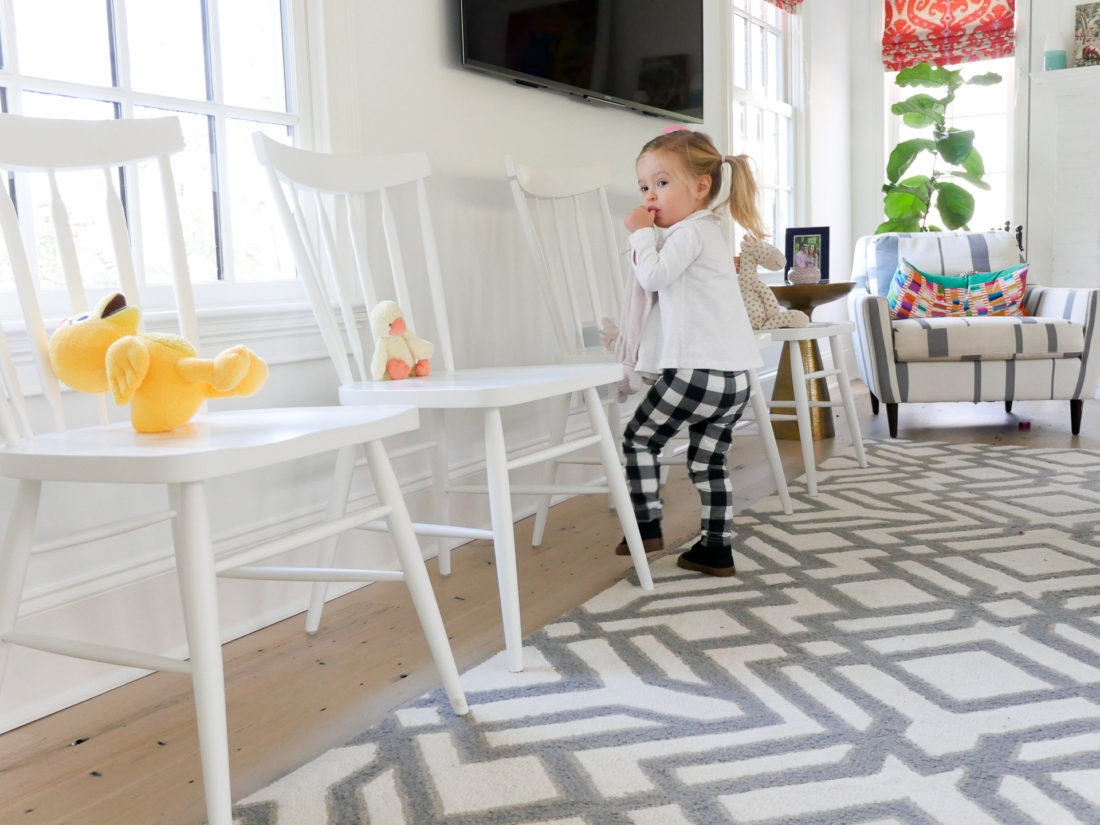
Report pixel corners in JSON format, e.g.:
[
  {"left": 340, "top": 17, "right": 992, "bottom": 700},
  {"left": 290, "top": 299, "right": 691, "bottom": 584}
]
[{"left": 638, "top": 130, "right": 768, "bottom": 238}]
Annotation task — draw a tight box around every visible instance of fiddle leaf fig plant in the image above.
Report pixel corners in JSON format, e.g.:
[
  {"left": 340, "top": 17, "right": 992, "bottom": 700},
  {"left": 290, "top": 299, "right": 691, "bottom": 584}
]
[{"left": 876, "top": 62, "right": 1001, "bottom": 234}]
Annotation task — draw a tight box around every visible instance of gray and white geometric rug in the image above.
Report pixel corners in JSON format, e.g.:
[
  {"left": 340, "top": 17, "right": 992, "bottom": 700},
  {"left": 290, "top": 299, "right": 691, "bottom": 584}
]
[{"left": 232, "top": 440, "right": 1100, "bottom": 824}]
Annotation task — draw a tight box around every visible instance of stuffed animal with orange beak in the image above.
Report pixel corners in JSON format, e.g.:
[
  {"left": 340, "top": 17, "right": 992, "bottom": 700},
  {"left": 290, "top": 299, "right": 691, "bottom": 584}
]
[
  {"left": 369, "top": 300, "right": 433, "bottom": 381},
  {"left": 48, "top": 292, "right": 268, "bottom": 433}
]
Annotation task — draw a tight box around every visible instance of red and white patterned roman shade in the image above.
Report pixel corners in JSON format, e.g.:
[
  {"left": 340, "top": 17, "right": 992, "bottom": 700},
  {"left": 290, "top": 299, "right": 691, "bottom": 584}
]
[
  {"left": 764, "top": 0, "right": 803, "bottom": 13},
  {"left": 883, "top": 0, "right": 1016, "bottom": 71}
]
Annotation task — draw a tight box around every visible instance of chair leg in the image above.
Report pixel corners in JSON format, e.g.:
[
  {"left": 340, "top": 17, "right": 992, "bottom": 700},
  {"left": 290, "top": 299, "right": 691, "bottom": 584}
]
[
  {"left": 532, "top": 393, "right": 569, "bottom": 546},
  {"left": 427, "top": 409, "right": 452, "bottom": 576},
  {"left": 869, "top": 392, "right": 880, "bottom": 415},
  {"left": 788, "top": 340, "right": 818, "bottom": 495},
  {"left": 0, "top": 481, "right": 41, "bottom": 682},
  {"left": 746, "top": 370, "right": 792, "bottom": 515},
  {"left": 482, "top": 408, "right": 525, "bottom": 672},
  {"left": 582, "top": 387, "right": 654, "bottom": 591},
  {"left": 363, "top": 439, "right": 467, "bottom": 715},
  {"left": 886, "top": 403, "right": 899, "bottom": 437},
  {"left": 1071, "top": 399, "right": 1083, "bottom": 434},
  {"left": 305, "top": 444, "right": 357, "bottom": 635},
  {"left": 606, "top": 395, "right": 623, "bottom": 511},
  {"left": 169, "top": 482, "right": 233, "bottom": 825},
  {"left": 1005, "top": 400, "right": 1013, "bottom": 414},
  {"left": 830, "top": 334, "right": 868, "bottom": 468}
]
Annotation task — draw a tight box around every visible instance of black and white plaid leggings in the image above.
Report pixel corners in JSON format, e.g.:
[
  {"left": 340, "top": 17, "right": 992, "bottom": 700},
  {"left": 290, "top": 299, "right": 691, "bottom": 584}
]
[{"left": 623, "top": 368, "right": 751, "bottom": 545}]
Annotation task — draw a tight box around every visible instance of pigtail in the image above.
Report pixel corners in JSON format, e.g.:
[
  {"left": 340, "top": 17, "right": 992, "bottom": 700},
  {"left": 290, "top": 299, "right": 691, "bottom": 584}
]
[{"left": 723, "top": 154, "right": 768, "bottom": 239}]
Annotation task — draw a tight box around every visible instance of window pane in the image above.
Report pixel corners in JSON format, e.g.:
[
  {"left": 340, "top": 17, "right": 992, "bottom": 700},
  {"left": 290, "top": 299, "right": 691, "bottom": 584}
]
[
  {"left": 732, "top": 15, "right": 747, "bottom": 90},
  {"left": 219, "top": 0, "right": 287, "bottom": 110},
  {"left": 0, "top": 95, "right": 115, "bottom": 290},
  {"left": 12, "top": 0, "right": 111, "bottom": 85},
  {"left": 766, "top": 30, "right": 780, "bottom": 100},
  {"left": 127, "top": 0, "right": 206, "bottom": 99},
  {"left": 972, "top": 171, "right": 1008, "bottom": 231},
  {"left": 20, "top": 92, "right": 114, "bottom": 120},
  {"left": 750, "top": 23, "right": 764, "bottom": 95},
  {"left": 226, "top": 120, "right": 293, "bottom": 281},
  {"left": 135, "top": 108, "right": 216, "bottom": 284},
  {"left": 778, "top": 115, "right": 791, "bottom": 187},
  {"left": 762, "top": 110, "right": 779, "bottom": 185},
  {"left": 24, "top": 168, "right": 120, "bottom": 290}
]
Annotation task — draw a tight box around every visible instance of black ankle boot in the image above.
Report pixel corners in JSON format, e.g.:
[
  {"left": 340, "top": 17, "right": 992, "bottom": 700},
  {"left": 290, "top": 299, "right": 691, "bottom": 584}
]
[
  {"left": 676, "top": 539, "right": 735, "bottom": 577},
  {"left": 615, "top": 519, "right": 664, "bottom": 556}
]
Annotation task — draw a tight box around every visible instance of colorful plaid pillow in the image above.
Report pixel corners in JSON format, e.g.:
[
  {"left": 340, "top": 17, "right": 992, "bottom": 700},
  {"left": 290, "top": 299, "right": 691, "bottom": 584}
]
[
  {"left": 961, "top": 263, "right": 1030, "bottom": 316},
  {"left": 886, "top": 259, "right": 968, "bottom": 319},
  {"left": 887, "top": 259, "right": 1029, "bottom": 319}
]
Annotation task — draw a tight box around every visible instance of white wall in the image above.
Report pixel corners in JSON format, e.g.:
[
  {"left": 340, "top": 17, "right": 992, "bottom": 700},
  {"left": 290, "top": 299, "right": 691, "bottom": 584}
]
[{"left": 1024, "top": 0, "right": 1100, "bottom": 287}]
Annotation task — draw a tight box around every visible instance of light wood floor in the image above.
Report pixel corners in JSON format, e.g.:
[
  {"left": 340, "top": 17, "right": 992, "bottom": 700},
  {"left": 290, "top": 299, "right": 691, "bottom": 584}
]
[{"left": 3, "top": 384, "right": 1099, "bottom": 825}]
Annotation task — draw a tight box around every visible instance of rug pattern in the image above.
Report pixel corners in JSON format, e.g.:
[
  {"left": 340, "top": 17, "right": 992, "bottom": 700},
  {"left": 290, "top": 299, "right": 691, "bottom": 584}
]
[{"left": 235, "top": 440, "right": 1100, "bottom": 824}]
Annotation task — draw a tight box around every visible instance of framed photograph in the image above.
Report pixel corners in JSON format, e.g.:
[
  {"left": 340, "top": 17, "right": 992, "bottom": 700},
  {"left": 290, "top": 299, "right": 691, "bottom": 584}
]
[
  {"left": 1075, "top": 3, "right": 1100, "bottom": 66},
  {"left": 784, "top": 226, "right": 830, "bottom": 282}
]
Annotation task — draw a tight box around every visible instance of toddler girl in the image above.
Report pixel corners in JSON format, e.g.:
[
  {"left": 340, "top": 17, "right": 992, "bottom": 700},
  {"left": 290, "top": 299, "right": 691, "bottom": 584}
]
[{"left": 616, "top": 128, "right": 765, "bottom": 577}]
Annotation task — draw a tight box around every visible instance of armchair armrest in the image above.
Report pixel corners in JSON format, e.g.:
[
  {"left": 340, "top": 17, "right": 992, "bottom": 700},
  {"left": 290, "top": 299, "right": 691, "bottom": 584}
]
[
  {"left": 848, "top": 290, "right": 902, "bottom": 403},
  {"left": 1025, "top": 285, "right": 1100, "bottom": 399}
]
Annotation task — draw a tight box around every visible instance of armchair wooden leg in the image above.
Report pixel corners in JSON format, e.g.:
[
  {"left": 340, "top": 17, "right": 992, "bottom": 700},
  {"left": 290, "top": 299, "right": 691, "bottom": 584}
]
[
  {"left": 1071, "top": 399, "right": 1083, "bottom": 435},
  {"left": 869, "top": 392, "right": 879, "bottom": 415},
  {"left": 1005, "top": 400, "right": 1013, "bottom": 414},
  {"left": 886, "top": 403, "right": 899, "bottom": 438}
]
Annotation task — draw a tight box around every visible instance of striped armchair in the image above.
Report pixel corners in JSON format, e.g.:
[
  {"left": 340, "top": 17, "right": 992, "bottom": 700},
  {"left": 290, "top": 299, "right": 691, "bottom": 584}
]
[{"left": 847, "top": 231, "right": 1100, "bottom": 437}]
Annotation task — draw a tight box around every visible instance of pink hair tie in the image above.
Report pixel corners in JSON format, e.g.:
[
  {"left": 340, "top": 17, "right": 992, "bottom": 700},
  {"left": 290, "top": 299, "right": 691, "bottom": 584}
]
[{"left": 662, "top": 125, "right": 689, "bottom": 135}]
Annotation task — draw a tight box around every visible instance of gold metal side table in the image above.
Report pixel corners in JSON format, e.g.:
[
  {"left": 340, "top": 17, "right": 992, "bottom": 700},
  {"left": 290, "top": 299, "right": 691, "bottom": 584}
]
[{"left": 768, "top": 281, "right": 855, "bottom": 440}]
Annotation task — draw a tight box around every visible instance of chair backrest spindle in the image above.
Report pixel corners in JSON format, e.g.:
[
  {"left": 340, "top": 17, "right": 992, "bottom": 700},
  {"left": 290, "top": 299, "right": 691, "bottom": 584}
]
[
  {"left": 0, "top": 114, "right": 189, "bottom": 436},
  {"left": 505, "top": 156, "right": 626, "bottom": 362},
  {"left": 103, "top": 166, "right": 142, "bottom": 328},
  {"left": 252, "top": 133, "right": 459, "bottom": 381}
]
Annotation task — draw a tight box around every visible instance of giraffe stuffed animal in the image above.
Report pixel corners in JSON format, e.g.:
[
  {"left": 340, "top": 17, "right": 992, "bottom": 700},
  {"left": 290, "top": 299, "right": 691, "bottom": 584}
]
[{"left": 738, "top": 235, "right": 809, "bottom": 330}]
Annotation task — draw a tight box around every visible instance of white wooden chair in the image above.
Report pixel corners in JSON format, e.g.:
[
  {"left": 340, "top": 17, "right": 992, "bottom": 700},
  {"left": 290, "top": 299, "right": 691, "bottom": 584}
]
[
  {"left": 0, "top": 114, "right": 466, "bottom": 825},
  {"left": 504, "top": 155, "right": 793, "bottom": 528},
  {"left": 252, "top": 134, "right": 655, "bottom": 675}
]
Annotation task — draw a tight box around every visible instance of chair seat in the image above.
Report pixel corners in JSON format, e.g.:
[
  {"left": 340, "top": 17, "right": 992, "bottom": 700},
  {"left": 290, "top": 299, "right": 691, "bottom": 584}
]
[
  {"left": 338, "top": 363, "right": 623, "bottom": 408},
  {"left": 766, "top": 320, "right": 855, "bottom": 342},
  {"left": 0, "top": 405, "right": 419, "bottom": 484},
  {"left": 891, "top": 315, "right": 1085, "bottom": 363}
]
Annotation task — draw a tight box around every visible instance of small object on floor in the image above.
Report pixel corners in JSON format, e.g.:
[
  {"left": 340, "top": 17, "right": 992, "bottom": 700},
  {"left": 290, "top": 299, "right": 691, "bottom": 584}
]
[
  {"left": 1019, "top": 420, "right": 1031, "bottom": 430},
  {"left": 615, "top": 518, "right": 664, "bottom": 556},
  {"left": 676, "top": 539, "right": 736, "bottom": 577}
]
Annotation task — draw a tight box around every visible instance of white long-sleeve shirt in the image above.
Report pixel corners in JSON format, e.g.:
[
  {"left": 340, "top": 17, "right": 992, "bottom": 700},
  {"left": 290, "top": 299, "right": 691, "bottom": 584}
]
[{"left": 629, "top": 209, "right": 763, "bottom": 373}]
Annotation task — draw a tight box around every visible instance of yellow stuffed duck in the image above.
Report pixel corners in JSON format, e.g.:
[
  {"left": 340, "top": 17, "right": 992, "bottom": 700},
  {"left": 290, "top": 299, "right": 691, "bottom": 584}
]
[
  {"left": 48, "top": 292, "right": 268, "bottom": 433},
  {"left": 369, "top": 300, "right": 433, "bottom": 381}
]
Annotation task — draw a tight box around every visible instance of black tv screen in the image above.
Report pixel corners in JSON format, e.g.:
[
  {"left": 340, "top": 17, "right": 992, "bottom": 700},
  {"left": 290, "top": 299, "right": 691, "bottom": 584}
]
[{"left": 459, "top": 0, "right": 704, "bottom": 122}]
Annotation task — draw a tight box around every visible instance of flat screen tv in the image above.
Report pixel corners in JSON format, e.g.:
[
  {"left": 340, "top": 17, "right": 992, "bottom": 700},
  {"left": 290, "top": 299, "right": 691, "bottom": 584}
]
[{"left": 459, "top": 0, "right": 703, "bottom": 122}]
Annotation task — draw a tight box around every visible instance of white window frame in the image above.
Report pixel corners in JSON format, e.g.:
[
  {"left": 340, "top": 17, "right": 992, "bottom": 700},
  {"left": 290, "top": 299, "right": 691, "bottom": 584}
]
[
  {"left": 728, "top": 0, "right": 803, "bottom": 250},
  {"left": 0, "top": 0, "right": 318, "bottom": 321}
]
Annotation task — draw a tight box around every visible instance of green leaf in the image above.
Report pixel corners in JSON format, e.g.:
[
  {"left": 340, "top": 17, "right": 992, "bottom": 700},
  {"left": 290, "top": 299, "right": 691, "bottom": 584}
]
[
  {"left": 961, "top": 147, "right": 985, "bottom": 178},
  {"left": 896, "top": 63, "right": 958, "bottom": 90},
  {"left": 886, "top": 138, "right": 936, "bottom": 183},
  {"left": 897, "top": 174, "right": 932, "bottom": 199},
  {"left": 875, "top": 217, "right": 922, "bottom": 234},
  {"left": 946, "top": 171, "right": 991, "bottom": 190},
  {"left": 965, "top": 72, "right": 1002, "bottom": 86},
  {"left": 883, "top": 188, "right": 928, "bottom": 220},
  {"left": 936, "top": 130, "right": 975, "bottom": 165},
  {"left": 892, "top": 94, "right": 946, "bottom": 129},
  {"left": 933, "top": 181, "right": 975, "bottom": 230}
]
